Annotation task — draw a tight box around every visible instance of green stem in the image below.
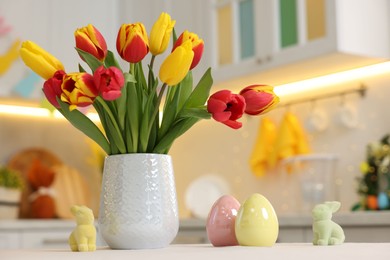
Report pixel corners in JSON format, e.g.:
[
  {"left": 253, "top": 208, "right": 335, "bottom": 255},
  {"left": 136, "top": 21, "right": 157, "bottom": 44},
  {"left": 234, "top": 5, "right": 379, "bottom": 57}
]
[
  {"left": 130, "top": 63, "right": 135, "bottom": 75},
  {"left": 147, "top": 83, "right": 167, "bottom": 135},
  {"left": 150, "top": 55, "right": 156, "bottom": 70},
  {"left": 148, "top": 55, "right": 156, "bottom": 94},
  {"left": 96, "top": 97, "right": 126, "bottom": 153}
]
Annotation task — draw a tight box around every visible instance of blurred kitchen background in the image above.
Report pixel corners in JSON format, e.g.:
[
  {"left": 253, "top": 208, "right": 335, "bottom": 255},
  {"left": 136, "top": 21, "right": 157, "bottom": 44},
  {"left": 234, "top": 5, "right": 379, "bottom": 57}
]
[{"left": 1, "top": 0, "right": 390, "bottom": 247}]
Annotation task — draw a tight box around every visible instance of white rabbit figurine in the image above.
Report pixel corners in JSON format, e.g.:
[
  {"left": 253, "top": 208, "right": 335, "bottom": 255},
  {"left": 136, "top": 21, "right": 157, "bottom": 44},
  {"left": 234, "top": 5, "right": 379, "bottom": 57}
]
[{"left": 312, "top": 201, "right": 345, "bottom": 246}]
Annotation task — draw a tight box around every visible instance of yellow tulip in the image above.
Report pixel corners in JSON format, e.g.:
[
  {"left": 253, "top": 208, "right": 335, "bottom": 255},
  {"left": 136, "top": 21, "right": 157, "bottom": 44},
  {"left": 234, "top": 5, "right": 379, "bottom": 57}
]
[
  {"left": 60, "top": 72, "right": 98, "bottom": 111},
  {"left": 173, "top": 30, "right": 204, "bottom": 69},
  {"left": 149, "top": 12, "right": 176, "bottom": 56},
  {"left": 20, "top": 41, "right": 64, "bottom": 80},
  {"left": 159, "top": 40, "right": 194, "bottom": 86}
]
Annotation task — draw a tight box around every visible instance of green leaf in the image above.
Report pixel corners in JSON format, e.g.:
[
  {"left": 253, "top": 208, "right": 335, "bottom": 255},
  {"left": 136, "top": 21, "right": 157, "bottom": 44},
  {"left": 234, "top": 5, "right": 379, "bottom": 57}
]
[
  {"left": 135, "top": 62, "right": 148, "bottom": 93},
  {"left": 95, "top": 97, "right": 126, "bottom": 154},
  {"left": 78, "top": 64, "right": 86, "bottom": 73},
  {"left": 115, "top": 81, "right": 128, "bottom": 132},
  {"left": 93, "top": 101, "right": 118, "bottom": 154},
  {"left": 104, "top": 50, "right": 121, "bottom": 69},
  {"left": 184, "top": 68, "right": 213, "bottom": 109},
  {"left": 177, "top": 72, "right": 193, "bottom": 111},
  {"left": 124, "top": 72, "right": 137, "bottom": 83},
  {"left": 159, "top": 87, "right": 179, "bottom": 140},
  {"left": 172, "top": 27, "right": 178, "bottom": 45},
  {"left": 179, "top": 107, "right": 211, "bottom": 119},
  {"left": 153, "top": 117, "right": 199, "bottom": 154},
  {"left": 57, "top": 99, "right": 110, "bottom": 155},
  {"left": 126, "top": 82, "right": 140, "bottom": 152},
  {"left": 75, "top": 47, "right": 103, "bottom": 72},
  {"left": 103, "top": 111, "right": 126, "bottom": 154}
]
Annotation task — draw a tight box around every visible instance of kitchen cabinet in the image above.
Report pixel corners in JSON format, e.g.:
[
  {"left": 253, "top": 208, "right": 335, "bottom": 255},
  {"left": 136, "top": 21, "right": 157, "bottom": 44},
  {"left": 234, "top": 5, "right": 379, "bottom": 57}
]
[
  {"left": 1, "top": 212, "right": 389, "bottom": 249},
  {"left": 207, "top": 0, "right": 390, "bottom": 87}
]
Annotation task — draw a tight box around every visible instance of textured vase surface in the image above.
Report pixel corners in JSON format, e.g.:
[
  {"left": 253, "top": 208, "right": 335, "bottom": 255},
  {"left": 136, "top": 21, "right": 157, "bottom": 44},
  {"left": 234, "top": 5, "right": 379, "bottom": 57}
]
[{"left": 98, "top": 153, "right": 179, "bottom": 249}]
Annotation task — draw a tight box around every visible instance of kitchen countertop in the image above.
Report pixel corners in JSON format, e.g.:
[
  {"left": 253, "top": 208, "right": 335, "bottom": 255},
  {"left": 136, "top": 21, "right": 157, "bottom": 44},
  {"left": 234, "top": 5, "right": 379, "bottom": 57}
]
[
  {"left": 1, "top": 211, "right": 390, "bottom": 230},
  {"left": 1, "top": 243, "right": 389, "bottom": 260}
]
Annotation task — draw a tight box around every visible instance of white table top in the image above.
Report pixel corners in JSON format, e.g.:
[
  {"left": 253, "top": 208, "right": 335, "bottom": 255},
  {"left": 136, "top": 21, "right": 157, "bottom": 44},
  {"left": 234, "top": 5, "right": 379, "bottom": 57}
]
[{"left": 1, "top": 243, "right": 389, "bottom": 260}]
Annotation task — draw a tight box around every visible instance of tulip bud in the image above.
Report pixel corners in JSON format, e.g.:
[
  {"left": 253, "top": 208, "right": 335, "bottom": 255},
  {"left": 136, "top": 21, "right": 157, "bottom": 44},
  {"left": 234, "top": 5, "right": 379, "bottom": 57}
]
[
  {"left": 93, "top": 66, "right": 125, "bottom": 101},
  {"left": 207, "top": 90, "right": 246, "bottom": 129},
  {"left": 60, "top": 72, "right": 98, "bottom": 111},
  {"left": 172, "top": 30, "right": 204, "bottom": 70},
  {"left": 159, "top": 40, "right": 194, "bottom": 86},
  {"left": 149, "top": 12, "right": 176, "bottom": 56},
  {"left": 75, "top": 24, "right": 108, "bottom": 61},
  {"left": 43, "top": 70, "right": 66, "bottom": 108},
  {"left": 20, "top": 41, "right": 65, "bottom": 80},
  {"left": 116, "top": 23, "right": 149, "bottom": 63},
  {"left": 239, "top": 85, "right": 280, "bottom": 115}
]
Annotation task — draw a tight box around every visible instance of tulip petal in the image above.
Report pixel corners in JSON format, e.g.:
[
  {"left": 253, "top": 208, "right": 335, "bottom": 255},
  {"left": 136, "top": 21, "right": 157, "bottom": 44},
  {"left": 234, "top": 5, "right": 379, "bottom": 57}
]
[
  {"left": 75, "top": 24, "right": 107, "bottom": 61},
  {"left": 149, "top": 12, "right": 176, "bottom": 55},
  {"left": 207, "top": 89, "right": 245, "bottom": 130},
  {"left": 20, "top": 41, "right": 64, "bottom": 80},
  {"left": 159, "top": 41, "right": 194, "bottom": 86}
]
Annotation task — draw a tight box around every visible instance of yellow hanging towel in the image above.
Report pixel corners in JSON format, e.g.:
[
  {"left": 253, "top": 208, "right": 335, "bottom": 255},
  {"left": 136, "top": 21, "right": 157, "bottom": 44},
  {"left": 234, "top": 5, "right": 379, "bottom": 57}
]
[
  {"left": 0, "top": 39, "right": 20, "bottom": 75},
  {"left": 249, "top": 117, "right": 277, "bottom": 177},
  {"left": 270, "top": 112, "right": 311, "bottom": 168}
]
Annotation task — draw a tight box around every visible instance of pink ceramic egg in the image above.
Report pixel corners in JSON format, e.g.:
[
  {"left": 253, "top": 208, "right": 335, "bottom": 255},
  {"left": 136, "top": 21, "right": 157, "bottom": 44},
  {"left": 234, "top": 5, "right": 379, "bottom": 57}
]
[{"left": 206, "top": 195, "right": 240, "bottom": 246}]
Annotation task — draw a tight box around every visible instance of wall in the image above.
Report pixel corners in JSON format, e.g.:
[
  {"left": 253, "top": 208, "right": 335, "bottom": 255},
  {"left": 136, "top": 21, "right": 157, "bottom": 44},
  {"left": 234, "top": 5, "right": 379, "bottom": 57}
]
[{"left": 170, "top": 72, "right": 390, "bottom": 217}]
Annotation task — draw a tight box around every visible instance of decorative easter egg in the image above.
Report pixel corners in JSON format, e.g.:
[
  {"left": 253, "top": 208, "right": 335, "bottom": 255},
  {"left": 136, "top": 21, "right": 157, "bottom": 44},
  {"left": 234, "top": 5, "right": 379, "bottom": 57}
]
[
  {"left": 378, "top": 192, "right": 389, "bottom": 210},
  {"left": 235, "top": 193, "right": 279, "bottom": 246},
  {"left": 206, "top": 195, "right": 240, "bottom": 246},
  {"left": 366, "top": 195, "right": 378, "bottom": 210}
]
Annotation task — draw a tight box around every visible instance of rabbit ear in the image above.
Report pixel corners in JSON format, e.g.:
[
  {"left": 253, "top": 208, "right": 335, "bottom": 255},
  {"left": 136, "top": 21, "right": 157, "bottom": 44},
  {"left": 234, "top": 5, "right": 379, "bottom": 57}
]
[
  {"left": 70, "top": 205, "right": 80, "bottom": 215},
  {"left": 325, "top": 201, "right": 341, "bottom": 213}
]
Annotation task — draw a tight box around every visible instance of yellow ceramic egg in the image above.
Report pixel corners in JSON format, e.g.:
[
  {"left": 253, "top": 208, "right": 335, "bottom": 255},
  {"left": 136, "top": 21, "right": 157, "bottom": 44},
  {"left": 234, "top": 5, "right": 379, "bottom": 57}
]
[{"left": 235, "top": 193, "right": 279, "bottom": 246}]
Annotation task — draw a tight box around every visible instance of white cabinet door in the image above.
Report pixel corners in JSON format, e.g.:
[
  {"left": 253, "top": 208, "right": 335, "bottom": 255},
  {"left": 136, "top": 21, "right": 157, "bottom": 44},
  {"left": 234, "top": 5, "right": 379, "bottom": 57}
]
[
  {"left": 21, "top": 231, "right": 70, "bottom": 249},
  {"left": 210, "top": 0, "right": 390, "bottom": 86},
  {"left": 0, "top": 232, "right": 20, "bottom": 249}
]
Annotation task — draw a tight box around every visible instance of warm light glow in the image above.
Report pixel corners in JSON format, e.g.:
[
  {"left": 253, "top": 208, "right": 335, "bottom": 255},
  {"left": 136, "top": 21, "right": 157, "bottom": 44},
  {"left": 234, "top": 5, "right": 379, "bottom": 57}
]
[
  {"left": 86, "top": 112, "right": 100, "bottom": 122},
  {"left": 53, "top": 110, "right": 100, "bottom": 122},
  {"left": 0, "top": 104, "right": 51, "bottom": 117},
  {"left": 3, "top": 62, "right": 390, "bottom": 119},
  {"left": 274, "top": 61, "right": 390, "bottom": 97},
  {"left": 0, "top": 104, "right": 100, "bottom": 122}
]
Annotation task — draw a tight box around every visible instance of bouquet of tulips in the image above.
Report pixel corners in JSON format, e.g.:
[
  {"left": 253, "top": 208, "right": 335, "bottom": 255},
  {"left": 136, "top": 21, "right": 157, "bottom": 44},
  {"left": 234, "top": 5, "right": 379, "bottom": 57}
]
[{"left": 20, "top": 12, "right": 279, "bottom": 155}]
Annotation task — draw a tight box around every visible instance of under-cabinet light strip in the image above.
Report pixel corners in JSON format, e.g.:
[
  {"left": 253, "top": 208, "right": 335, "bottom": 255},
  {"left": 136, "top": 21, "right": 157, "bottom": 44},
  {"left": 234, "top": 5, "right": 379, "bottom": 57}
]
[
  {"left": 2, "top": 61, "right": 390, "bottom": 119},
  {"left": 0, "top": 104, "right": 100, "bottom": 122},
  {"left": 274, "top": 61, "right": 390, "bottom": 97},
  {"left": 0, "top": 104, "right": 51, "bottom": 117}
]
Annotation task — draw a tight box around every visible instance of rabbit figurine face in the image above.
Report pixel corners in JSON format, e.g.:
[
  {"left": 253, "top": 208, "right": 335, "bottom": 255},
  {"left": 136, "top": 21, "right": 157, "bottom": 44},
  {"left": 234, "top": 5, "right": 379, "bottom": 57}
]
[{"left": 312, "top": 201, "right": 345, "bottom": 246}]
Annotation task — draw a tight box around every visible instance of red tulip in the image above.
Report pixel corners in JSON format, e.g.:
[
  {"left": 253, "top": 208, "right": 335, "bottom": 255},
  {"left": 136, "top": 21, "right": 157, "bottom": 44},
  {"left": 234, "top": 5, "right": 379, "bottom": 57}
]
[
  {"left": 116, "top": 23, "right": 149, "bottom": 63},
  {"left": 207, "top": 90, "right": 246, "bottom": 129},
  {"left": 75, "top": 24, "right": 108, "bottom": 61},
  {"left": 172, "top": 30, "right": 204, "bottom": 70},
  {"left": 239, "top": 85, "right": 279, "bottom": 115},
  {"left": 60, "top": 72, "right": 99, "bottom": 111},
  {"left": 93, "top": 66, "right": 125, "bottom": 101},
  {"left": 43, "top": 70, "right": 66, "bottom": 108}
]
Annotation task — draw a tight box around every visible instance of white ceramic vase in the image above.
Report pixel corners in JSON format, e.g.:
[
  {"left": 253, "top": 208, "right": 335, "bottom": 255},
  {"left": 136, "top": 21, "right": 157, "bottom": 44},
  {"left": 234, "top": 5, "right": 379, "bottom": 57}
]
[{"left": 98, "top": 153, "right": 179, "bottom": 249}]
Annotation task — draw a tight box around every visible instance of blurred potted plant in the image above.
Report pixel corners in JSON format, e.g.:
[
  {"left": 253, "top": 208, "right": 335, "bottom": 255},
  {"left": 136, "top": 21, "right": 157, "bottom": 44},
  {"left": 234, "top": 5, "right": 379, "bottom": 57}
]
[{"left": 0, "top": 165, "right": 23, "bottom": 219}]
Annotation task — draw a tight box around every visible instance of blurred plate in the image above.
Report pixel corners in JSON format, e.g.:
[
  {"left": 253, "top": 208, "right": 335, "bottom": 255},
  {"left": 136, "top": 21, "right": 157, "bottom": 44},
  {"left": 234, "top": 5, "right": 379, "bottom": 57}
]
[{"left": 185, "top": 174, "right": 230, "bottom": 219}]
